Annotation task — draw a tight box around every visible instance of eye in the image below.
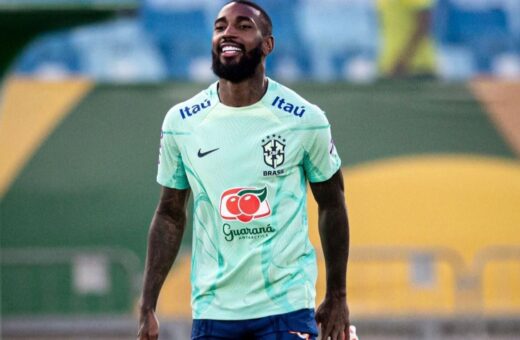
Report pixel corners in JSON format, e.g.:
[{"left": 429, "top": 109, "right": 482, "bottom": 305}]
[
  {"left": 239, "top": 24, "right": 252, "bottom": 30},
  {"left": 214, "top": 24, "right": 226, "bottom": 32}
]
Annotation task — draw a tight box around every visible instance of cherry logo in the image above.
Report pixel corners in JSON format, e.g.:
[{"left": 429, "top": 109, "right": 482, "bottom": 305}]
[{"left": 220, "top": 187, "right": 271, "bottom": 223}]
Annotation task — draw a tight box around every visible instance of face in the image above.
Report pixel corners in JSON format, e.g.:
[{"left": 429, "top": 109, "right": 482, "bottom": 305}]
[{"left": 211, "top": 2, "right": 273, "bottom": 82}]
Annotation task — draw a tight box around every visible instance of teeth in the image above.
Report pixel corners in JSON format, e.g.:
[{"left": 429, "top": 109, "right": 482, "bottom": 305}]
[{"left": 222, "top": 46, "right": 241, "bottom": 52}]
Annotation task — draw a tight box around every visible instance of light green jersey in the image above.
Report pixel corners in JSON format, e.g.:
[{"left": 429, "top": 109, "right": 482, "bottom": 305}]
[{"left": 157, "top": 78, "right": 341, "bottom": 320}]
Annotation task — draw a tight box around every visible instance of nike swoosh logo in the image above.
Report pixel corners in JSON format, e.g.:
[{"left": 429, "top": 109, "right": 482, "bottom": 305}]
[{"left": 197, "top": 147, "right": 220, "bottom": 158}]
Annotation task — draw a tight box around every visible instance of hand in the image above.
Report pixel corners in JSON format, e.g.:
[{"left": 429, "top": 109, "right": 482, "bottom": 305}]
[
  {"left": 315, "top": 295, "right": 350, "bottom": 340},
  {"left": 137, "top": 309, "right": 160, "bottom": 340}
]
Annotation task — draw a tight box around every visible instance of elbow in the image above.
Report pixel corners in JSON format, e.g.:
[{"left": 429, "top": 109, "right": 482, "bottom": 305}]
[{"left": 154, "top": 206, "right": 187, "bottom": 232}]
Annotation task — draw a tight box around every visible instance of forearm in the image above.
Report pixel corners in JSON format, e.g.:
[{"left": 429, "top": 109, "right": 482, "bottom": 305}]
[
  {"left": 140, "top": 210, "right": 186, "bottom": 312},
  {"left": 318, "top": 203, "right": 349, "bottom": 298},
  {"left": 396, "top": 10, "right": 431, "bottom": 66},
  {"left": 312, "top": 172, "right": 351, "bottom": 339}
]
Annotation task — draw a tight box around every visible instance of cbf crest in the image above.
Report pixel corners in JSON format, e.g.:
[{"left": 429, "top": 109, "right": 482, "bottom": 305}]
[{"left": 262, "top": 134, "right": 286, "bottom": 169}]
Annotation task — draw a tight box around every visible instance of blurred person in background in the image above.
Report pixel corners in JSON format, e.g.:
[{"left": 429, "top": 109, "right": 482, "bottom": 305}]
[
  {"left": 377, "top": 0, "right": 437, "bottom": 78},
  {"left": 137, "top": 1, "right": 351, "bottom": 339}
]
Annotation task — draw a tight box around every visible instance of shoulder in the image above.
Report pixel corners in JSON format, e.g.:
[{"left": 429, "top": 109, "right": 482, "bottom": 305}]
[
  {"left": 263, "top": 78, "right": 329, "bottom": 126},
  {"left": 162, "top": 82, "right": 218, "bottom": 129}
]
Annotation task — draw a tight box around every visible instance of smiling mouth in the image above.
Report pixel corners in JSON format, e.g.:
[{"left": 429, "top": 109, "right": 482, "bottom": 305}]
[{"left": 220, "top": 44, "right": 244, "bottom": 58}]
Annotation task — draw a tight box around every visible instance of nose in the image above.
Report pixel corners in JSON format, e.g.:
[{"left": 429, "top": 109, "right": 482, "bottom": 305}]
[{"left": 222, "top": 24, "right": 238, "bottom": 38}]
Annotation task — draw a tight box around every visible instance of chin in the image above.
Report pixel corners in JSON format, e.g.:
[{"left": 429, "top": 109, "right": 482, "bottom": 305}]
[{"left": 220, "top": 56, "right": 241, "bottom": 65}]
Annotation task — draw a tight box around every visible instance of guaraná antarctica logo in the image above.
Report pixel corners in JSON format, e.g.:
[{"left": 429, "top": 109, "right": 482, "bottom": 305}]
[
  {"left": 220, "top": 187, "right": 271, "bottom": 223},
  {"left": 220, "top": 187, "right": 275, "bottom": 242},
  {"left": 222, "top": 223, "right": 276, "bottom": 242}
]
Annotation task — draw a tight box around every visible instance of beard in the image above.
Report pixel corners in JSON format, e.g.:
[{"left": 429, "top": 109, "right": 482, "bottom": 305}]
[{"left": 212, "top": 42, "right": 263, "bottom": 83}]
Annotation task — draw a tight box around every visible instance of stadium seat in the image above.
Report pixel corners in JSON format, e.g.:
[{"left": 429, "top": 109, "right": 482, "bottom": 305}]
[
  {"left": 14, "top": 18, "right": 169, "bottom": 82},
  {"left": 256, "top": 0, "right": 311, "bottom": 80},
  {"left": 296, "top": 0, "right": 378, "bottom": 81},
  {"left": 140, "top": 3, "right": 212, "bottom": 79},
  {"left": 69, "top": 18, "right": 168, "bottom": 82},
  {"left": 435, "top": 0, "right": 513, "bottom": 73},
  {"left": 10, "top": 0, "right": 520, "bottom": 81},
  {"left": 14, "top": 31, "right": 81, "bottom": 78}
]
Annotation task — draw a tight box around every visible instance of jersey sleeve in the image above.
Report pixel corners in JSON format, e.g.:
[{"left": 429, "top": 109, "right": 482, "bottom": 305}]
[
  {"left": 156, "top": 116, "right": 190, "bottom": 189},
  {"left": 405, "top": 0, "right": 433, "bottom": 10},
  {"left": 302, "top": 112, "right": 342, "bottom": 183}
]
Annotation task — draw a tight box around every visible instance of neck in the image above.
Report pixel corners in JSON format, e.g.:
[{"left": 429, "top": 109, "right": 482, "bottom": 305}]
[{"left": 218, "top": 69, "right": 268, "bottom": 107}]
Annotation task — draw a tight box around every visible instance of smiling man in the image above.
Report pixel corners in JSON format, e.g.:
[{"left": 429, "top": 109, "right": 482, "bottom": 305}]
[{"left": 137, "top": 1, "right": 351, "bottom": 339}]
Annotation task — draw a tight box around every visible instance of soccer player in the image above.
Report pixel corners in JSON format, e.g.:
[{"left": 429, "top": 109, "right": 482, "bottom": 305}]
[
  {"left": 137, "top": 1, "right": 350, "bottom": 339},
  {"left": 377, "top": 0, "right": 436, "bottom": 78}
]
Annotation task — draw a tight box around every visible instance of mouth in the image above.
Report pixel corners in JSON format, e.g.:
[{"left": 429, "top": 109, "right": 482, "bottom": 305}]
[{"left": 220, "top": 43, "right": 244, "bottom": 58}]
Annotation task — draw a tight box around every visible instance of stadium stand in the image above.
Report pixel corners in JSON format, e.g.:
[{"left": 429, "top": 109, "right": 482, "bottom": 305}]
[
  {"left": 15, "top": 18, "right": 168, "bottom": 82},
  {"left": 14, "top": 30, "right": 82, "bottom": 78},
  {"left": 260, "top": 0, "right": 311, "bottom": 80},
  {"left": 435, "top": 0, "right": 517, "bottom": 77},
  {"left": 140, "top": 1, "right": 213, "bottom": 79},
  {"left": 10, "top": 0, "right": 520, "bottom": 81},
  {"left": 297, "top": 0, "right": 378, "bottom": 81}
]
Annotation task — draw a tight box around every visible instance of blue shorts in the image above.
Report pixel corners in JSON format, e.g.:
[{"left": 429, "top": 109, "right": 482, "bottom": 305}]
[{"left": 191, "top": 308, "right": 318, "bottom": 340}]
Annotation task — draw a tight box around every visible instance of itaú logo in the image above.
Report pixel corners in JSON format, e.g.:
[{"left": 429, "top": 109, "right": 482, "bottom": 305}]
[{"left": 219, "top": 187, "right": 271, "bottom": 223}]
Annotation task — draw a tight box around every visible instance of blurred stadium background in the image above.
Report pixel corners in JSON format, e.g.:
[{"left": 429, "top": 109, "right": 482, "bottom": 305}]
[{"left": 1, "top": 0, "right": 520, "bottom": 339}]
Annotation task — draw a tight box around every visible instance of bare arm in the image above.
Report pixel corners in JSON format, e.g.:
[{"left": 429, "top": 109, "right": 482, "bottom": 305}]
[
  {"left": 137, "top": 186, "right": 190, "bottom": 340},
  {"left": 310, "top": 170, "right": 350, "bottom": 340},
  {"left": 392, "top": 9, "right": 432, "bottom": 76}
]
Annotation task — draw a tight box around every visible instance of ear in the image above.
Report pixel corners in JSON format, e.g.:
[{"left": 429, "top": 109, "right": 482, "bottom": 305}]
[{"left": 262, "top": 35, "right": 274, "bottom": 56}]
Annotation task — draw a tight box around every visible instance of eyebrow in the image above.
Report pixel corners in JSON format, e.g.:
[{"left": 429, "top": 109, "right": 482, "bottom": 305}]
[{"left": 214, "top": 15, "right": 256, "bottom": 26}]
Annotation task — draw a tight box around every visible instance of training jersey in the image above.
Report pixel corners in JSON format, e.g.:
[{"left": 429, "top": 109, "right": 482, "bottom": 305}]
[
  {"left": 377, "top": 0, "right": 436, "bottom": 75},
  {"left": 157, "top": 78, "right": 341, "bottom": 320}
]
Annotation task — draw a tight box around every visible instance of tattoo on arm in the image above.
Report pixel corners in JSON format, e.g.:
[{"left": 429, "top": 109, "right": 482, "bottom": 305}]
[{"left": 140, "top": 187, "right": 190, "bottom": 312}]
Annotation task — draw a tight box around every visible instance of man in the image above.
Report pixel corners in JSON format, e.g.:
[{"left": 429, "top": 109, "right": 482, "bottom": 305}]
[
  {"left": 377, "top": 0, "right": 437, "bottom": 78},
  {"left": 138, "top": 1, "right": 350, "bottom": 339}
]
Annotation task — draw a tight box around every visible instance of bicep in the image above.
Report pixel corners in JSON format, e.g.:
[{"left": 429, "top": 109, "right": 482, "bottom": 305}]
[
  {"left": 156, "top": 186, "right": 191, "bottom": 217},
  {"left": 309, "top": 169, "right": 345, "bottom": 209},
  {"left": 303, "top": 127, "right": 341, "bottom": 183}
]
